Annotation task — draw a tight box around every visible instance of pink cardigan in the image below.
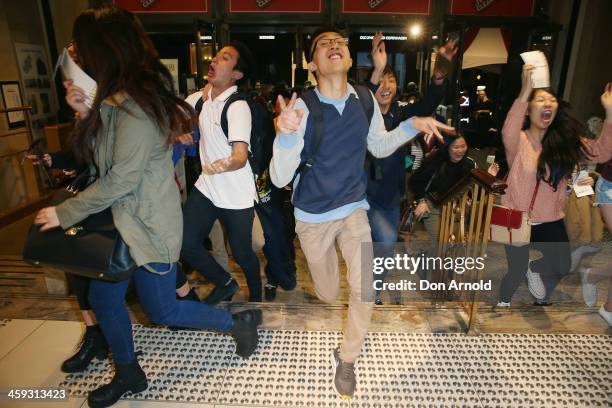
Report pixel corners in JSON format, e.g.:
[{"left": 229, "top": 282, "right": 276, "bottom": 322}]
[{"left": 501, "top": 100, "right": 612, "bottom": 223}]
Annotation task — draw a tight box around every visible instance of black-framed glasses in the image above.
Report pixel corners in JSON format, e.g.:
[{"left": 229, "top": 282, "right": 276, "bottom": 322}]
[{"left": 315, "top": 37, "right": 349, "bottom": 49}]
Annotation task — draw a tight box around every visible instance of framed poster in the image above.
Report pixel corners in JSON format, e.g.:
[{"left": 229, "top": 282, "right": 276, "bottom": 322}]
[
  {"left": 14, "top": 43, "right": 56, "bottom": 129},
  {"left": 0, "top": 81, "right": 26, "bottom": 129}
]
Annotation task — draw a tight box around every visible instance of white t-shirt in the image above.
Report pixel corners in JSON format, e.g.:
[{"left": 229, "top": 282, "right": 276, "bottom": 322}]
[{"left": 185, "top": 86, "right": 257, "bottom": 209}]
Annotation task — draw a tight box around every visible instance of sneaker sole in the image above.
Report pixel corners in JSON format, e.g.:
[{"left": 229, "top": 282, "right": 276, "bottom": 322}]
[{"left": 329, "top": 351, "right": 353, "bottom": 399}]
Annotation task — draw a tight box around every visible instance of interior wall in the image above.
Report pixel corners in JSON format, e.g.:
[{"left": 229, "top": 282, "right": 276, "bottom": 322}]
[
  {"left": 0, "top": 0, "right": 55, "bottom": 212},
  {"left": 564, "top": 0, "right": 612, "bottom": 122}
]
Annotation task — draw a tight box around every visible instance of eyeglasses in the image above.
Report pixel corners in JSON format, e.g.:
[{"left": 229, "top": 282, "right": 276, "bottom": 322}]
[{"left": 315, "top": 37, "right": 349, "bottom": 49}]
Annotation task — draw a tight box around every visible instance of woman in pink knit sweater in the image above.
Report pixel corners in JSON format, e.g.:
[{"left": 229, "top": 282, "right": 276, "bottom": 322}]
[{"left": 498, "top": 65, "right": 612, "bottom": 307}]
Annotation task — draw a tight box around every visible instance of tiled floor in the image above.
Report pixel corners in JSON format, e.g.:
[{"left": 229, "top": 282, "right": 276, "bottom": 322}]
[{"left": 0, "top": 319, "right": 610, "bottom": 408}]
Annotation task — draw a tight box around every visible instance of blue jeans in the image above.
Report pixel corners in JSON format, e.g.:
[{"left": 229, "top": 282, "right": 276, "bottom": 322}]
[
  {"left": 255, "top": 197, "right": 297, "bottom": 290},
  {"left": 88, "top": 263, "right": 234, "bottom": 364},
  {"left": 367, "top": 202, "right": 400, "bottom": 245},
  {"left": 368, "top": 202, "right": 400, "bottom": 294}
]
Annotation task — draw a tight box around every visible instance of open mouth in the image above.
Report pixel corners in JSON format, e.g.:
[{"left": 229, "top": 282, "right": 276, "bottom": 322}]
[
  {"left": 328, "top": 51, "right": 343, "bottom": 60},
  {"left": 380, "top": 91, "right": 392, "bottom": 98},
  {"left": 541, "top": 110, "right": 553, "bottom": 122},
  {"left": 207, "top": 65, "right": 215, "bottom": 77}
]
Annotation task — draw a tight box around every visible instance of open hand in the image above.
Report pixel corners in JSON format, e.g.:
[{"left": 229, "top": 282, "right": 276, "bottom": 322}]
[
  {"left": 371, "top": 32, "right": 387, "bottom": 72},
  {"left": 487, "top": 163, "right": 500, "bottom": 177},
  {"left": 415, "top": 201, "right": 430, "bottom": 220},
  {"left": 34, "top": 206, "right": 60, "bottom": 232},
  {"left": 276, "top": 93, "right": 304, "bottom": 134},
  {"left": 411, "top": 117, "right": 456, "bottom": 145},
  {"left": 437, "top": 38, "right": 458, "bottom": 62},
  {"left": 175, "top": 133, "right": 194, "bottom": 145}
]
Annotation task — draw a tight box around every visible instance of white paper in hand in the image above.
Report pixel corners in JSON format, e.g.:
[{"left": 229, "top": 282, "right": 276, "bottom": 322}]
[
  {"left": 55, "top": 48, "right": 98, "bottom": 108},
  {"left": 573, "top": 170, "right": 595, "bottom": 198},
  {"left": 520, "top": 51, "right": 550, "bottom": 88}
]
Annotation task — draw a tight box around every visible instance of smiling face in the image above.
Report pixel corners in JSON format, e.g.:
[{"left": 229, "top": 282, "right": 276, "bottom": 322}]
[
  {"left": 448, "top": 137, "right": 468, "bottom": 162},
  {"left": 207, "top": 46, "right": 243, "bottom": 88},
  {"left": 528, "top": 89, "right": 559, "bottom": 130},
  {"left": 374, "top": 72, "right": 397, "bottom": 109},
  {"left": 309, "top": 32, "right": 352, "bottom": 77}
]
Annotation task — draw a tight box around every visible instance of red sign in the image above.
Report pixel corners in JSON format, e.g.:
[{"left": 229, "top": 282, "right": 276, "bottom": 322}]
[
  {"left": 449, "top": 0, "right": 535, "bottom": 17},
  {"left": 229, "top": 0, "right": 322, "bottom": 13},
  {"left": 113, "top": 0, "right": 207, "bottom": 13},
  {"left": 342, "top": 0, "right": 431, "bottom": 15}
]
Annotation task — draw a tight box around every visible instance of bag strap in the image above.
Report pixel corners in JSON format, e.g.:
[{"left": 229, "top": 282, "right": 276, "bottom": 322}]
[
  {"left": 295, "top": 89, "right": 324, "bottom": 177},
  {"left": 220, "top": 92, "right": 244, "bottom": 140},
  {"left": 353, "top": 84, "right": 374, "bottom": 125},
  {"left": 528, "top": 178, "right": 541, "bottom": 215}
]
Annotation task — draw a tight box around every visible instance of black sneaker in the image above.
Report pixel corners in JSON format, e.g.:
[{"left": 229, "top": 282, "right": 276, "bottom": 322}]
[
  {"left": 330, "top": 347, "right": 356, "bottom": 398},
  {"left": 204, "top": 279, "right": 239, "bottom": 305},
  {"left": 264, "top": 284, "right": 277, "bottom": 302},
  {"left": 231, "top": 309, "right": 263, "bottom": 358}
]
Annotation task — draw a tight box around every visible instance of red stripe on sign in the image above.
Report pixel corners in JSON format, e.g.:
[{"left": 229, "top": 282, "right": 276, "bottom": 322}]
[
  {"left": 229, "top": 0, "right": 322, "bottom": 13},
  {"left": 342, "top": 0, "right": 431, "bottom": 15},
  {"left": 113, "top": 0, "right": 208, "bottom": 13},
  {"left": 449, "top": 0, "right": 535, "bottom": 17}
]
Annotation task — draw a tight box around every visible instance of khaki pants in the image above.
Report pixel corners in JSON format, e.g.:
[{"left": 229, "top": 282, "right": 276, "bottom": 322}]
[{"left": 296, "top": 209, "right": 374, "bottom": 363}]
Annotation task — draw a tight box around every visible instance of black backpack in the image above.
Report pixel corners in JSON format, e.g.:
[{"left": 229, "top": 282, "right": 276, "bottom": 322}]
[
  {"left": 296, "top": 85, "right": 374, "bottom": 178},
  {"left": 219, "top": 93, "right": 274, "bottom": 178}
]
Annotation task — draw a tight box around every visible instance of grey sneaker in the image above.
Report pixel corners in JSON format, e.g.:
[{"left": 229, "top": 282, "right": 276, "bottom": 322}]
[{"left": 330, "top": 347, "right": 356, "bottom": 398}]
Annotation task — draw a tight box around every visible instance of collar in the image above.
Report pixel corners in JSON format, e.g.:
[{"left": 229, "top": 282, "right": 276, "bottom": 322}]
[
  {"left": 209, "top": 85, "right": 238, "bottom": 103},
  {"left": 314, "top": 83, "right": 357, "bottom": 105}
]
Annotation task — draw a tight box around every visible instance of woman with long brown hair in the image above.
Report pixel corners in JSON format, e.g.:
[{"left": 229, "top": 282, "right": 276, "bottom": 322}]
[
  {"left": 497, "top": 65, "right": 612, "bottom": 307},
  {"left": 33, "top": 6, "right": 261, "bottom": 407}
]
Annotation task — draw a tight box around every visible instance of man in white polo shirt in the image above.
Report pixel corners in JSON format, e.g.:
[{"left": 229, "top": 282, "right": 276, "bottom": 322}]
[{"left": 182, "top": 41, "right": 261, "bottom": 303}]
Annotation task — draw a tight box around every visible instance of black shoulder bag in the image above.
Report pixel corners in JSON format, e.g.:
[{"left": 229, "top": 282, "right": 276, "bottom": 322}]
[{"left": 22, "top": 171, "right": 136, "bottom": 281}]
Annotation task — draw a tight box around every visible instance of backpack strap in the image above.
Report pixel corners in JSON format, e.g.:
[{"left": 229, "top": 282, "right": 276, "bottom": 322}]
[
  {"left": 194, "top": 94, "right": 205, "bottom": 114},
  {"left": 353, "top": 84, "right": 374, "bottom": 126},
  {"left": 295, "top": 89, "right": 325, "bottom": 177},
  {"left": 220, "top": 92, "right": 244, "bottom": 140}
]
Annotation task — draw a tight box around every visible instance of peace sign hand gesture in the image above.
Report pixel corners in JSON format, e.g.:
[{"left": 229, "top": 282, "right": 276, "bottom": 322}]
[{"left": 276, "top": 93, "right": 304, "bottom": 134}]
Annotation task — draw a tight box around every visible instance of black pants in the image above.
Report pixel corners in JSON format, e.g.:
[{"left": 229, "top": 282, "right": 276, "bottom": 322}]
[
  {"left": 181, "top": 187, "right": 261, "bottom": 301},
  {"left": 500, "top": 219, "right": 571, "bottom": 303},
  {"left": 255, "top": 188, "right": 297, "bottom": 290}
]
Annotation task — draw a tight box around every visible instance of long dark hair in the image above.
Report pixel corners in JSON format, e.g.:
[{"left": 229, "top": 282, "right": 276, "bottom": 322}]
[
  {"left": 524, "top": 89, "right": 588, "bottom": 190},
  {"left": 71, "top": 6, "right": 195, "bottom": 165}
]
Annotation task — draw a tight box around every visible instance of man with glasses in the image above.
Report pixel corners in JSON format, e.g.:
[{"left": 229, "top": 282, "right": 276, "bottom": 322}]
[{"left": 270, "top": 27, "right": 454, "bottom": 398}]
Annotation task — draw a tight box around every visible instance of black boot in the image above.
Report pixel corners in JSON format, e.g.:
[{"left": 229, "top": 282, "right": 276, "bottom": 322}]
[
  {"left": 231, "top": 309, "right": 263, "bottom": 358},
  {"left": 87, "top": 360, "right": 148, "bottom": 408},
  {"left": 264, "top": 284, "right": 277, "bottom": 302},
  {"left": 61, "top": 325, "right": 108, "bottom": 373},
  {"left": 204, "top": 278, "right": 239, "bottom": 305}
]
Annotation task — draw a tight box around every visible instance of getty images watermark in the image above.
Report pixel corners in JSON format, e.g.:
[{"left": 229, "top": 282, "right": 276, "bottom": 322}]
[
  {"left": 372, "top": 253, "right": 492, "bottom": 292},
  {"left": 360, "top": 242, "right": 502, "bottom": 303}
]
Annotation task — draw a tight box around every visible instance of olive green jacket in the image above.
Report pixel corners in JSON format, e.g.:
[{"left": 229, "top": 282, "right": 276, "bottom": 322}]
[{"left": 56, "top": 97, "right": 182, "bottom": 270}]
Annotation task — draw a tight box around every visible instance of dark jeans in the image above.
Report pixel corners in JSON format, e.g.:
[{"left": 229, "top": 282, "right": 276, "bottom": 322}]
[
  {"left": 500, "top": 219, "right": 571, "bottom": 303},
  {"left": 181, "top": 187, "right": 261, "bottom": 301},
  {"left": 256, "top": 193, "right": 297, "bottom": 290},
  {"left": 71, "top": 264, "right": 189, "bottom": 311},
  {"left": 368, "top": 202, "right": 400, "bottom": 292},
  {"left": 88, "top": 263, "right": 233, "bottom": 364}
]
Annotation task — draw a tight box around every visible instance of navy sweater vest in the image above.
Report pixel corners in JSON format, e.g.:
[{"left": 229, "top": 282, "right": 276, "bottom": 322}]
[{"left": 293, "top": 94, "right": 369, "bottom": 214}]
